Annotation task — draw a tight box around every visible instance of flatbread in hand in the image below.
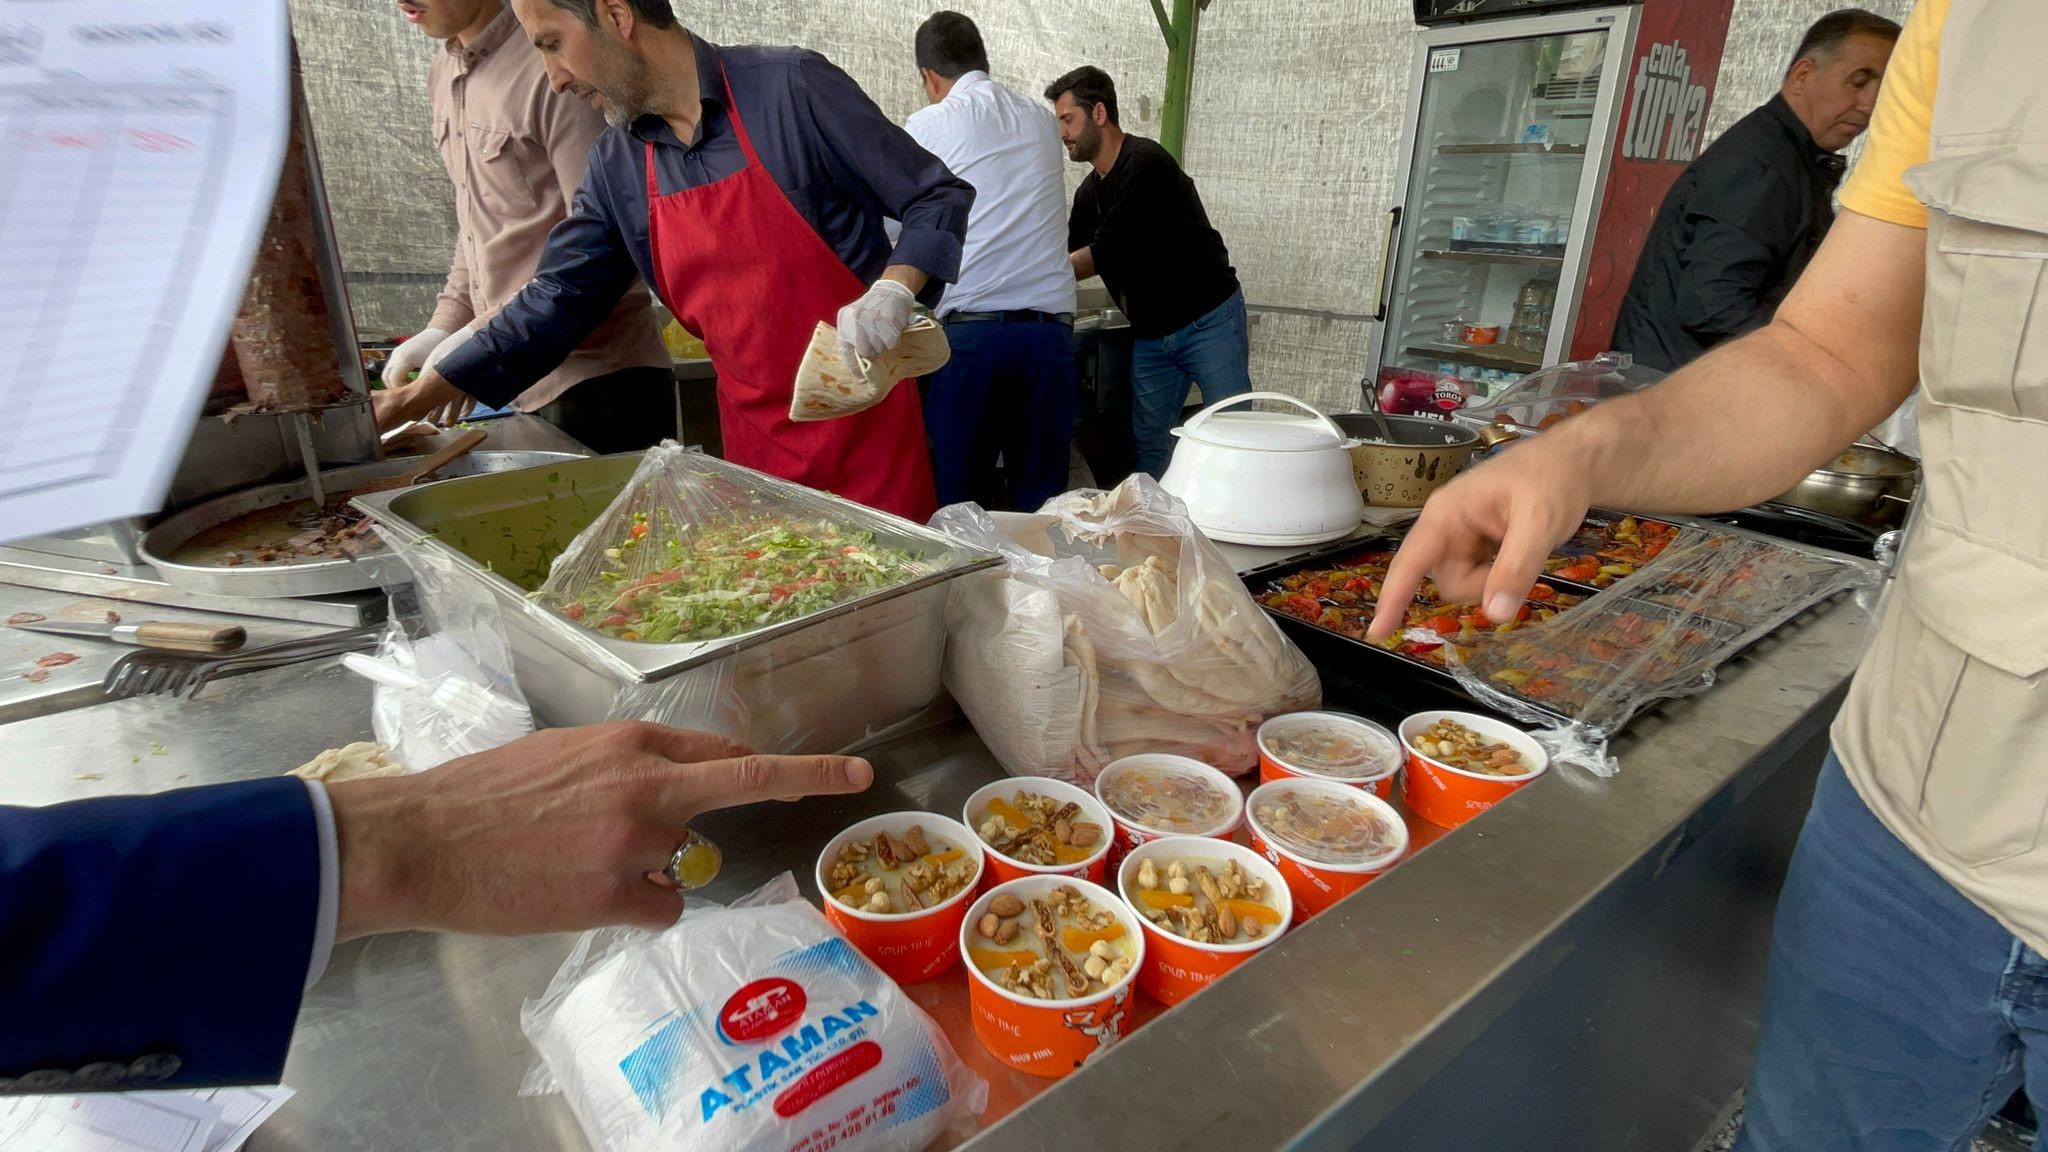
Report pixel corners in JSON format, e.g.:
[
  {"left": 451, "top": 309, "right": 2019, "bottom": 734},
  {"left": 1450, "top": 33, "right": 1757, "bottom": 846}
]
[{"left": 789, "top": 316, "right": 951, "bottom": 422}]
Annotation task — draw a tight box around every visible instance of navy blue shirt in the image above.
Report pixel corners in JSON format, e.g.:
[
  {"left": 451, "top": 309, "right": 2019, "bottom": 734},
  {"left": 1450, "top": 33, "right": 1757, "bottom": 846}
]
[{"left": 441, "top": 35, "right": 973, "bottom": 408}]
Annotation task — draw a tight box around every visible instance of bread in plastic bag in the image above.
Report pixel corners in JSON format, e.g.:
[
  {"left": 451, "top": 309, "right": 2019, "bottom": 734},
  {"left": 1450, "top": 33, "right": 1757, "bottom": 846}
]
[
  {"left": 932, "top": 475, "right": 1322, "bottom": 784},
  {"left": 521, "top": 874, "right": 987, "bottom": 1152}
]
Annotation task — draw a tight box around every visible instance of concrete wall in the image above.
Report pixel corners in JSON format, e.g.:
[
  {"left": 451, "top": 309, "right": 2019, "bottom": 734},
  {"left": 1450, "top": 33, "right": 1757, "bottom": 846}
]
[
  {"left": 289, "top": 0, "right": 1162, "bottom": 335},
  {"left": 291, "top": 0, "right": 1918, "bottom": 398}
]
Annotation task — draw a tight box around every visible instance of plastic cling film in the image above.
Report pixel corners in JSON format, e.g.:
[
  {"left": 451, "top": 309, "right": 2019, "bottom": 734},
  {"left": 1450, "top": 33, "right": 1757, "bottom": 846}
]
[
  {"left": 521, "top": 874, "right": 986, "bottom": 1152},
  {"left": 1443, "top": 526, "right": 1876, "bottom": 776},
  {"left": 533, "top": 443, "right": 949, "bottom": 646}
]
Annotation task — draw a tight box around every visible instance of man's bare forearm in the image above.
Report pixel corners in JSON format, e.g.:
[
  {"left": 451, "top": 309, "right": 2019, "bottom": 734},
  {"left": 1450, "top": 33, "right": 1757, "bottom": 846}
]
[{"left": 1555, "top": 212, "right": 1925, "bottom": 515}]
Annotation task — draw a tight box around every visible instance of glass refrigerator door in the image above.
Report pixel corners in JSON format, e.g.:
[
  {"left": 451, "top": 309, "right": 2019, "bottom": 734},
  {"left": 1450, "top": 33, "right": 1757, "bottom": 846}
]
[{"left": 1377, "top": 25, "right": 1614, "bottom": 412}]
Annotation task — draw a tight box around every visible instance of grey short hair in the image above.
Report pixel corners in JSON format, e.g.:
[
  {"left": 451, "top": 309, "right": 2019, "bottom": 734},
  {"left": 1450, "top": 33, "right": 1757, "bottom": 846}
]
[
  {"left": 548, "top": 0, "right": 678, "bottom": 30},
  {"left": 1788, "top": 9, "right": 1901, "bottom": 76}
]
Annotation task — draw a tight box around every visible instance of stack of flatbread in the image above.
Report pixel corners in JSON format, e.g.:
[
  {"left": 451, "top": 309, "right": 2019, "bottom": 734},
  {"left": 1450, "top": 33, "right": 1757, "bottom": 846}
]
[
  {"left": 788, "top": 317, "right": 951, "bottom": 422},
  {"left": 940, "top": 483, "right": 1322, "bottom": 785}
]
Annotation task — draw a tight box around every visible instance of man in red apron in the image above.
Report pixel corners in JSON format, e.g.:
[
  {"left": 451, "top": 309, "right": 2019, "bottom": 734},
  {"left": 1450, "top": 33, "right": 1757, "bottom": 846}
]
[{"left": 374, "top": 0, "right": 971, "bottom": 521}]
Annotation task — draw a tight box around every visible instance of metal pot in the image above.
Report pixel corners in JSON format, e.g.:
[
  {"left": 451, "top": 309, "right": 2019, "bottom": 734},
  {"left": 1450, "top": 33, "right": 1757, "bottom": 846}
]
[
  {"left": 1770, "top": 444, "right": 1920, "bottom": 531},
  {"left": 1333, "top": 414, "right": 1480, "bottom": 508}
]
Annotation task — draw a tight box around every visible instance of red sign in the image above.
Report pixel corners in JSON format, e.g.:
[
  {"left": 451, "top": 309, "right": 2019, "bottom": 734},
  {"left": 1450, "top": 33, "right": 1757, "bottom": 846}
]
[
  {"left": 1570, "top": 0, "right": 1736, "bottom": 359},
  {"left": 719, "top": 977, "right": 808, "bottom": 1045}
]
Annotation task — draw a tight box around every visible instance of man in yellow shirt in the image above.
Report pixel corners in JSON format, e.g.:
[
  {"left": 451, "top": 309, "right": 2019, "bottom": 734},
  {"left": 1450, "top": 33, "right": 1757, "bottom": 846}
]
[{"left": 1373, "top": 0, "right": 2048, "bottom": 1146}]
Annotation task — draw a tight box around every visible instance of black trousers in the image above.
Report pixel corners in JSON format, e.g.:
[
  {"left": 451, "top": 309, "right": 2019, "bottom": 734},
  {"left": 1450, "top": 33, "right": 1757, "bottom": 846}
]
[{"left": 534, "top": 366, "right": 679, "bottom": 456}]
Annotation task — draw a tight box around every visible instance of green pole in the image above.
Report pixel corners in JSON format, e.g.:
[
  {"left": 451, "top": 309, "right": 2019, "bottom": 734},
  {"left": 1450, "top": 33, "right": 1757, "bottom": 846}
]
[{"left": 1150, "top": 0, "right": 1201, "bottom": 161}]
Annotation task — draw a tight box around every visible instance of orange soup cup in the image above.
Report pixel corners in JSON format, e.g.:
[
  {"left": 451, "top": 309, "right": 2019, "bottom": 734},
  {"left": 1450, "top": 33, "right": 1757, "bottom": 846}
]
[
  {"left": 1093, "top": 754, "right": 1245, "bottom": 873},
  {"left": 815, "top": 812, "right": 984, "bottom": 984},
  {"left": 1256, "top": 711, "right": 1403, "bottom": 798},
  {"left": 1245, "top": 778, "right": 1408, "bottom": 918},
  {"left": 960, "top": 876, "right": 1145, "bottom": 1079},
  {"left": 1114, "top": 836, "right": 1291, "bottom": 1007},
  {"left": 963, "top": 777, "right": 1114, "bottom": 887},
  {"left": 1398, "top": 710, "right": 1549, "bottom": 830}
]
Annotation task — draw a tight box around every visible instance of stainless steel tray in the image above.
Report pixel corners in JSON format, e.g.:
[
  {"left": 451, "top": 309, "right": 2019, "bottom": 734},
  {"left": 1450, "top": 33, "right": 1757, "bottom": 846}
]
[
  {"left": 352, "top": 452, "right": 1000, "bottom": 743},
  {"left": 139, "top": 451, "right": 584, "bottom": 599}
]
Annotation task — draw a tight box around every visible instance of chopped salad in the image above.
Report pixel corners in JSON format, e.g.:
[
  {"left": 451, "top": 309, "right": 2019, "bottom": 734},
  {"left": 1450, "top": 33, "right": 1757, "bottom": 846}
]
[{"left": 553, "top": 512, "right": 925, "bottom": 642}]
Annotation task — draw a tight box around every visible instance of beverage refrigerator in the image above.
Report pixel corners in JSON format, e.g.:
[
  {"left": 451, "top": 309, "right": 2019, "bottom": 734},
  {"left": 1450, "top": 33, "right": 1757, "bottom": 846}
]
[{"left": 1367, "top": 0, "right": 1737, "bottom": 416}]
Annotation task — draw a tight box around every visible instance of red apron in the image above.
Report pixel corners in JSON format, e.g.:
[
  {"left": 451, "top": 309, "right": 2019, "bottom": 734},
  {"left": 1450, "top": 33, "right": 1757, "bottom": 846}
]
[{"left": 644, "top": 67, "right": 937, "bottom": 522}]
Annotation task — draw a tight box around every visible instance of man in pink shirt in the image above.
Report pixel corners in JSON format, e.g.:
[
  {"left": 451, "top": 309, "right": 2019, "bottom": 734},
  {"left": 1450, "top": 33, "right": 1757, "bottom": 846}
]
[{"left": 386, "top": 0, "right": 674, "bottom": 454}]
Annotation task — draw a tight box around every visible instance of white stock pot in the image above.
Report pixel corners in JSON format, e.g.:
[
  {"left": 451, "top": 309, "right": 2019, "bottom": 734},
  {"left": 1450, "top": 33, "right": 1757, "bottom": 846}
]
[{"left": 1158, "top": 392, "right": 1365, "bottom": 547}]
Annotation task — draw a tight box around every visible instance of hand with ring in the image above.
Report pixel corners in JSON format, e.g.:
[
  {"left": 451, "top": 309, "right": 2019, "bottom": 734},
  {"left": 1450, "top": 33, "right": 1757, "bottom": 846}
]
[{"left": 326, "top": 722, "right": 872, "bottom": 939}]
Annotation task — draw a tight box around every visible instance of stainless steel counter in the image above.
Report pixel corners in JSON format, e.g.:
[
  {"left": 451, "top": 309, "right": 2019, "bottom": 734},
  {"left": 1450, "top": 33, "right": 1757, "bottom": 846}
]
[{"left": 0, "top": 553, "right": 1873, "bottom": 1151}]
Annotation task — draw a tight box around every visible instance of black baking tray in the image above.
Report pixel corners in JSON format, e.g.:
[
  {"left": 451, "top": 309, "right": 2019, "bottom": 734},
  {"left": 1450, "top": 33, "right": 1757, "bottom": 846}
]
[{"left": 1242, "top": 537, "right": 1589, "bottom": 727}]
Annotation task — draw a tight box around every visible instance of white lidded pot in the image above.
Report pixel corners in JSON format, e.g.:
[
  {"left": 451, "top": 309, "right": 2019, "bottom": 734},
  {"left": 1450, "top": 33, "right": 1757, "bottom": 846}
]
[{"left": 1158, "top": 392, "right": 1366, "bottom": 546}]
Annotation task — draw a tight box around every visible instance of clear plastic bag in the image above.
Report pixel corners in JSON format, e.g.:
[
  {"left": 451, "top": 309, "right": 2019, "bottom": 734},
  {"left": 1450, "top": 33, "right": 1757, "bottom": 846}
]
[
  {"left": 534, "top": 443, "right": 946, "bottom": 645},
  {"left": 1443, "top": 526, "right": 1875, "bottom": 775},
  {"left": 353, "top": 524, "right": 534, "bottom": 770},
  {"left": 520, "top": 874, "right": 987, "bottom": 1152},
  {"left": 932, "top": 476, "right": 1322, "bottom": 785}
]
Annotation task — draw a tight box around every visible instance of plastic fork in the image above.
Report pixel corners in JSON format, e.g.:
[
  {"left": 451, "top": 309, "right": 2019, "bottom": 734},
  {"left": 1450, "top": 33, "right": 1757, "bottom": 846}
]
[{"left": 103, "top": 628, "right": 382, "bottom": 701}]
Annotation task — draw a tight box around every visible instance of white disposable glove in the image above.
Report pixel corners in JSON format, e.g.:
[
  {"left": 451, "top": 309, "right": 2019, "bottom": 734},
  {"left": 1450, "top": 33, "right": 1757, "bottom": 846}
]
[
  {"left": 835, "top": 278, "right": 918, "bottom": 372},
  {"left": 382, "top": 326, "right": 452, "bottom": 391},
  {"left": 423, "top": 322, "right": 479, "bottom": 426}
]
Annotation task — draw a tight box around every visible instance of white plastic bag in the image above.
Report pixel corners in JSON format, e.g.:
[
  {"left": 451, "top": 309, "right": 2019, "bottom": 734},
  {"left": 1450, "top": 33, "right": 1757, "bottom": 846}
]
[
  {"left": 521, "top": 875, "right": 987, "bottom": 1152},
  {"left": 356, "top": 524, "right": 535, "bottom": 770},
  {"left": 932, "top": 476, "right": 1322, "bottom": 784}
]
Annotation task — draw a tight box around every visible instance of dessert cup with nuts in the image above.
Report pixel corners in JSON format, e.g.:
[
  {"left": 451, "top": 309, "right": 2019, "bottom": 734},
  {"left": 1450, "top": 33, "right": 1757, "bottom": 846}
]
[
  {"left": 1397, "top": 710, "right": 1549, "bottom": 831},
  {"left": 1092, "top": 753, "right": 1245, "bottom": 871},
  {"left": 964, "top": 777, "right": 1114, "bottom": 885},
  {"left": 816, "top": 812, "right": 984, "bottom": 984},
  {"left": 1115, "top": 836, "right": 1292, "bottom": 1006},
  {"left": 1247, "top": 777, "right": 1408, "bottom": 918},
  {"left": 959, "top": 876, "right": 1145, "bottom": 1078}
]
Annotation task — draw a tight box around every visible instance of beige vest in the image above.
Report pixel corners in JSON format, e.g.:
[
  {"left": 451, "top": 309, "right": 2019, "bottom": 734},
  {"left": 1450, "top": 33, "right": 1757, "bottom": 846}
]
[{"left": 1832, "top": 0, "right": 2048, "bottom": 949}]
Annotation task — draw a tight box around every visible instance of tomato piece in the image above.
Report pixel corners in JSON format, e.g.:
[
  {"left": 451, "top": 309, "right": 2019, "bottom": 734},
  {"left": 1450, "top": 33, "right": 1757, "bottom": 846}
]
[
  {"left": 1527, "top": 583, "right": 1556, "bottom": 602},
  {"left": 1427, "top": 614, "right": 1462, "bottom": 636},
  {"left": 629, "top": 522, "right": 650, "bottom": 539},
  {"left": 601, "top": 613, "right": 630, "bottom": 628},
  {"left": 562, "top": 603, "right": 586, "bottom": 621},
  {"left": 1305, "top": 578, "right": 1334, "bottom": 598}
]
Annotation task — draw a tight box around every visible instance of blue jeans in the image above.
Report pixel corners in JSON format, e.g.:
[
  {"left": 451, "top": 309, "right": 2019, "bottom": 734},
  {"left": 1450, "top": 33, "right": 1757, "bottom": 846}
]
[
  {"left": 1736, "top": 754, "right": 2048, "bottom": 1152},
  {"left": 923, "top": 317, "right": 1077, "bottom": 512},
  {"left": 1129, "top": 289, "right": 1253, "bottom": 478}
]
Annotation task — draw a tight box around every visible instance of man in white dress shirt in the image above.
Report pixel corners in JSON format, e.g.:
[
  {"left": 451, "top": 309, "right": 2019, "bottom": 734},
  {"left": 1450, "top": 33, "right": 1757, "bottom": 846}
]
[{"left": 906, "top": 11, "right": 1079, "bottom": 511}]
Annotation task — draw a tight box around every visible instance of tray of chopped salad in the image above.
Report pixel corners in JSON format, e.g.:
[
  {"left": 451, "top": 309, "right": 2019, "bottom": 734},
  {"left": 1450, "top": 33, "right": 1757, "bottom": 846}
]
[{"left": 354, "top": 447, "right": 998, "bottom": 749}]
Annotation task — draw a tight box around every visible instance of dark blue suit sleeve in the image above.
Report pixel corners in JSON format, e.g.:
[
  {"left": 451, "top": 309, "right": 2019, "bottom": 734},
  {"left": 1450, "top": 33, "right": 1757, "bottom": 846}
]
[
  {"left": 0, "top": 778, "right": 320, "bottom": 1091},
  {"left": 792, "top": 51, "right": 971, "bottom": 307},
  {"left": 438, "top": 148, "right": 641, "bottom": 409}
]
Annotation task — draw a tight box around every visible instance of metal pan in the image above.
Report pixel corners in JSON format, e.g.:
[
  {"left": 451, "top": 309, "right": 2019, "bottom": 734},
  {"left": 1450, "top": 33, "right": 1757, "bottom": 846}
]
[{"left": 139, "top": 451, "right": 583, "bottom": 598}]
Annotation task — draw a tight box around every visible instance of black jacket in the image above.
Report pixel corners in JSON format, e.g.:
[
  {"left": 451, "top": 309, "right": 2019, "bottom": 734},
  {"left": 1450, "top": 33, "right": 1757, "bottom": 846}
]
[{"left": 1611, "top": 95, "right": 1846, "bottom": 372}]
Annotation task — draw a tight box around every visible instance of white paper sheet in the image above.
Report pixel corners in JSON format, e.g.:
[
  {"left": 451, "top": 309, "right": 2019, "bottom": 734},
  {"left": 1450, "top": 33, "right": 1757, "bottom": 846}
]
[
  {"left": 0, "top": 1093, "right": 219, "bottom": 1152},
  {"left": 0, "top": 1086, "right": 293, "bottom": 1152},
  {"left": 0, "top": 2, "right": 290, "bottom": 542}
]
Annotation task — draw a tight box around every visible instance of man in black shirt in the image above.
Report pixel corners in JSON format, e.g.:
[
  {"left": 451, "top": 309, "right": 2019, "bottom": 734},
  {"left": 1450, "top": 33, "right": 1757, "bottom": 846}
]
[
  {"left": 1612, "top": 10, "right": 1899, "bottom": 372},
  {"left": 1046, "top": 66, "right": 1249, "bottom": 478}
]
